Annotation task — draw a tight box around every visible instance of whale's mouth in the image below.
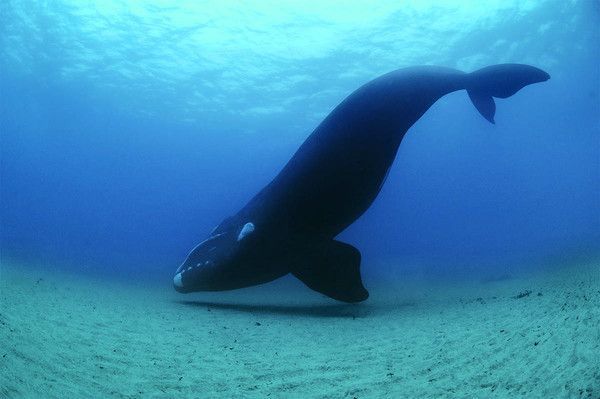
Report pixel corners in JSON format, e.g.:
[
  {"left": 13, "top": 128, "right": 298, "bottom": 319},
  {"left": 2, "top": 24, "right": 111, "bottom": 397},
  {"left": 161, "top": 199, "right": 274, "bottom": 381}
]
[
  {"left": 173, "top": 260, "right": 214, "bottom": 293},
  {"left": 173, "top": 272, "right": 184, "bottom": 290},
  {"left": 173, "top": 263, "right": 190, "bottom": 290},
  {"left": 173, "top": 269, "right": 199, "bottom": 293},
  {"left": 173, "top": 222, "right": 256, "bottom": 293}
]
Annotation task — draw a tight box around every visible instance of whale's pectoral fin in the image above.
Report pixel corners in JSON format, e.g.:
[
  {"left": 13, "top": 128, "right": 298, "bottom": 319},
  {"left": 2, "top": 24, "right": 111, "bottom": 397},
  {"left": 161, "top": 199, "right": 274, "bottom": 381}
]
[
  {"left": 468, "top": 90, "right": 496, "bottom": 124},
  {"left": 290, "top": 240, "right": 369, "bottom": 303}
]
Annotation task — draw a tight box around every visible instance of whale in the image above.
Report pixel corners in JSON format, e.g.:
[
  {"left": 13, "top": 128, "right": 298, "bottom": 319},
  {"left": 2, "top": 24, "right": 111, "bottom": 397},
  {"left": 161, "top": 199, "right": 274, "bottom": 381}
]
[{"left": 173, "top": 64, "right": 550, "bottom": 303}]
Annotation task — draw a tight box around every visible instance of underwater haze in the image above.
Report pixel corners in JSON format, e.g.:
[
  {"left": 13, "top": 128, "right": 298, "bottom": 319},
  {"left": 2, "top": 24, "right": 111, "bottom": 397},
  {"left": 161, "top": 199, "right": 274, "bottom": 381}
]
[
  {"left": 1, "top": 1, "right": 598, "bottom": 282},
  {"left": 1, "top": 1, "right": 600, "bottom": 398}
]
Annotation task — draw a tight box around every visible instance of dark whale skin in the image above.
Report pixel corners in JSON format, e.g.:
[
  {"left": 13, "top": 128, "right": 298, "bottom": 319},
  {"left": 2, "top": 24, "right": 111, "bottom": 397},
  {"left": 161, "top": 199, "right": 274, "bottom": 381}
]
[{"left": 174, "top": 64, "right": 550, "bottom": 302}]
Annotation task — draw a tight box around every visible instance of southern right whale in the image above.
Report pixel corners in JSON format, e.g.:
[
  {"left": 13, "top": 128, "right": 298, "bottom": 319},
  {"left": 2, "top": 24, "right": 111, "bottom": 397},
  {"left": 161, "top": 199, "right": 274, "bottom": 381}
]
[{"left": 173, "top": 63, "right": 550, "bottom": 302}]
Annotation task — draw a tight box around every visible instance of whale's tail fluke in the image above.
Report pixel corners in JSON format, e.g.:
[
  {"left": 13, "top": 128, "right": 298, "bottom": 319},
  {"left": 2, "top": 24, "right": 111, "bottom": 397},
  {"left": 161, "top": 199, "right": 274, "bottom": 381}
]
[{"left": 466, "top": 64, "right": 550, "bottom": 124}]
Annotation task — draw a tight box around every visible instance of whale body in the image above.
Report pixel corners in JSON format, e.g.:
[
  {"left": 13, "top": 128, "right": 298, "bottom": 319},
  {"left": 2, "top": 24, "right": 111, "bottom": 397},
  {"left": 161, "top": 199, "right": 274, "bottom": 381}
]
[{"left": 173, "top": 64, "right": 550, "bottom": 302}]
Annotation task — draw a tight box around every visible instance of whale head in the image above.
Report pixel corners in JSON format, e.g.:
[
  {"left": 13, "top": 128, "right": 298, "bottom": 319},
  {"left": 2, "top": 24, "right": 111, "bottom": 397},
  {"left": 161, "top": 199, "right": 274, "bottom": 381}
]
[{"left": 173, "top": 220, "right": 279, "bottom": 293}]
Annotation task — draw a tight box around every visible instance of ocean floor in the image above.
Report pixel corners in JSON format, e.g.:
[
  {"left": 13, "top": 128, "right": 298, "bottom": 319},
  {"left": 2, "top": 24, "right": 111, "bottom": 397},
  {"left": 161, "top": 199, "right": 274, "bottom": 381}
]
[{"left": 1, "top": 259, "right": 599, "bottom": 399}]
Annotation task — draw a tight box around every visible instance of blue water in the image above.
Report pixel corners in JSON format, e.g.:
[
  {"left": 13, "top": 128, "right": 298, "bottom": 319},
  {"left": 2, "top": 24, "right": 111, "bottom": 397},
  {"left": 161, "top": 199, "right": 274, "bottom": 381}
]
[{"left": 1, "top": 1, "right": 598, "bottom": 283}]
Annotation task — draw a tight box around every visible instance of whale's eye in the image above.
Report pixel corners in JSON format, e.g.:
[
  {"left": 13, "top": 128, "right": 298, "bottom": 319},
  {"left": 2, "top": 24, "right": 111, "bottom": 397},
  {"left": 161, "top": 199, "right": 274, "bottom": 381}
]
[{"left": 237, "top": 222, "right": 255, "bottom": 241}]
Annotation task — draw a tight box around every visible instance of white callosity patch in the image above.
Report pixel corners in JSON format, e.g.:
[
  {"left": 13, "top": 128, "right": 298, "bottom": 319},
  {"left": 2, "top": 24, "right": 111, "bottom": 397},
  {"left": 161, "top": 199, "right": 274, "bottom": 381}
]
[
  {"left": 173, "top": 273, "right": 183, "bottom": 288},
  {"left": 237, "top": 222, "right": 255, "bottom": 241}
]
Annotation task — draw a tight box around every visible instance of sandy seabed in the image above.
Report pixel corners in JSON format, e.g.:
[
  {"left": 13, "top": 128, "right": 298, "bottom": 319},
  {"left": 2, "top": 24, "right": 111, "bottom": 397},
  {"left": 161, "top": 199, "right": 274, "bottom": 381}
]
[{"left": 1, "top": 259, "right": 599, "bottom": 399}]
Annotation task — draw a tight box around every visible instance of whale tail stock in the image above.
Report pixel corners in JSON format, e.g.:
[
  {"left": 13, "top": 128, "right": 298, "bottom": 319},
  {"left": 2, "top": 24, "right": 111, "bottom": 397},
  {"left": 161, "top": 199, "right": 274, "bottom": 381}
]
[{"left": 466, "top": 63, "right": 550, "bottom": 124}]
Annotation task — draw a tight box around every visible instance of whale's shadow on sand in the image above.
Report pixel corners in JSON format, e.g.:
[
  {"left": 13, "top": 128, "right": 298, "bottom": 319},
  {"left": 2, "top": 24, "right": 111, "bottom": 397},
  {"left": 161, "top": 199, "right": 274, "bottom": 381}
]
[{"left": 176, "top": 299, "right": 413, "bottom": 318}]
